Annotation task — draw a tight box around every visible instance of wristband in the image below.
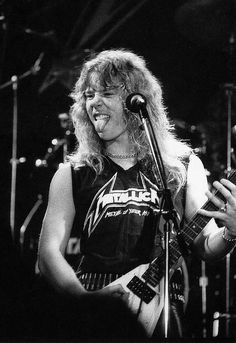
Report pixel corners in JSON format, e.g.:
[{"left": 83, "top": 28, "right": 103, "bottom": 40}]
[{"left": 222, "top": 227, "right": 236, "bottom": 242}]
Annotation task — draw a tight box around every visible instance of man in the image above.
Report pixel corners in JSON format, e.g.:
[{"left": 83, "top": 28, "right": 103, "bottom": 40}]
[{"left": 38, "top": 49, "right": 236, "bottom": 339}]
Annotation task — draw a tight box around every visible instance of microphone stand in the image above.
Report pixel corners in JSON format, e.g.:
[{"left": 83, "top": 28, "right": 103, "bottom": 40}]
[
  {"left": 136, "top": 101, "right": 180, "bottom": 339},
  {"left": 0, "top": 53, "right": 44, "bottom": 241}
]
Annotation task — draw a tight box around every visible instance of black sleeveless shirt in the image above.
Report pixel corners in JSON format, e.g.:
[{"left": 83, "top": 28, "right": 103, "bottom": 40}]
[{"left": 68, "top": 157, "right": 186, "bottom": 275}]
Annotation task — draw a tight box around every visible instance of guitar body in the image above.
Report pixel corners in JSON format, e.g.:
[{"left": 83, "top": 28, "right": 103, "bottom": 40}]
[
  {"left": 83, "top": 171, "right": 236, "bottom": 337},
  {"left": 108, "top": 263, "right": 163, "bottom": 336},
  {"left": 108, "top": 257, "right": 183, "bottom": 337}
]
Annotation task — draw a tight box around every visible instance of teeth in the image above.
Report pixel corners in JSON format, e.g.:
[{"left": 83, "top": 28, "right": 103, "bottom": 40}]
[{"left": 94, "top": 114, "right": 109, "bottom": 121}]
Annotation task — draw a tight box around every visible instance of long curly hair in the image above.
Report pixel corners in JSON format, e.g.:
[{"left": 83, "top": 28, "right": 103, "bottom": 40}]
[{"left": 69, "top": 49, "right": 192, "bottom": 195}]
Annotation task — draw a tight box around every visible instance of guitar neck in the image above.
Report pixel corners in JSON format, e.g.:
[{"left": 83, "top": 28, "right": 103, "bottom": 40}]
[
  {"left": 181, "top": 170, "right": 236, "bottom": 246},
  {"left": 143, "top": 170, "right": 236, "bottom": 285}
]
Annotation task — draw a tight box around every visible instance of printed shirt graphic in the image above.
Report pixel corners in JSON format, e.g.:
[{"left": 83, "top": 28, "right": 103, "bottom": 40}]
[{"left": 84, "top": 171, "right": 162, "bottom": 238}]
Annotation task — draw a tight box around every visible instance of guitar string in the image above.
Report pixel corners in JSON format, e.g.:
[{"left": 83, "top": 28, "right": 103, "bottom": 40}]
[
  {"left": 183, "top": 171, "right": 236, "bottom": 239},
  {"left": 141, "top": 172, "right": 236, "bottom": 298}
]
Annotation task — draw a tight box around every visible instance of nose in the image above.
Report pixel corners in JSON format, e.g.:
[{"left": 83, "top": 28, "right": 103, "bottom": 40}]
[{"left": 90, "top": 92, "right": 103, "bottom": 108}]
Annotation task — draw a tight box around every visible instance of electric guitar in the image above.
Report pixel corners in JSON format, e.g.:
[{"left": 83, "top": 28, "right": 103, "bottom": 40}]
[{"left": 108, "top": 170, "right": 236, "bottom": 337}]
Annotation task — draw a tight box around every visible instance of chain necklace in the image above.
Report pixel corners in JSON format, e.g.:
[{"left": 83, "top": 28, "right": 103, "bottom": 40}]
[{"left": 105, "top": 151, "right": 137, "bottom": 159}]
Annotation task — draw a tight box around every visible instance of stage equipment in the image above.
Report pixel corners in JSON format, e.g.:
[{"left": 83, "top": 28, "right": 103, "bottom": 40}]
[
  {"left": 126, "top": 93, "right": 187, "bottom": 338},
  {"left": 175, "top": 0, "right": 236, "bottom": 338},
  {"left": 0, "top": 53, "right": 44, "bottom": 241},
  {"left": 20, "top": 112, "right": 75, "bottom": 276}
]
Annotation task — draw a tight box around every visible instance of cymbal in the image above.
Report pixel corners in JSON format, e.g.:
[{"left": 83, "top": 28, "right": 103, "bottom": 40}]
[{"left": 175, "top": 0, "right": 235, "bottom": 49}]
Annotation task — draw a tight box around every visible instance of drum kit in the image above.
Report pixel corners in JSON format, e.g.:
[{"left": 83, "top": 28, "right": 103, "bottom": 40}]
[{"left": 1, "top": 0, "right": 236, "bottom": 339}]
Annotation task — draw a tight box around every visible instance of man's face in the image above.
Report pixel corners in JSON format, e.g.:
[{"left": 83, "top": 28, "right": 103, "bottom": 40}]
[{"left": 85, "top": 74, "right": 128, "bottom": 142}]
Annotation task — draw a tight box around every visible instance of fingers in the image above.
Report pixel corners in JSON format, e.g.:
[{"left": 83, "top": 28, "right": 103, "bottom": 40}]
[
  {"left": 207, "top": 178, "right": 236, "bottom": 208},
  {"left": 107, "top": 284, "right": 130, "bottom": 305},
  {"left": 205, "top": 189, "right": 225, "bottom": 210},
  {"left": 112, "top": 284, "right": 130, "bottom": 300},
  {"left": 110, "top": 284, "right": 126, "bottom": 295},
  {"left": 197, "top": 208, "right": 224, "bottom": 219},
  {"left": 197, "top": 177, "right": 236, "bottom": 234},
  {"left": 212, "top": 181, "right": 230, "bottom": 204},
  {"left": 220, "top": 179, "right": 236, "bottom": 200},
  {"left": 101, "top": 284, "right": 130, "bottom": 302},
  {"left": 220, "top": 178, "right": 236, "bottom": 192}
]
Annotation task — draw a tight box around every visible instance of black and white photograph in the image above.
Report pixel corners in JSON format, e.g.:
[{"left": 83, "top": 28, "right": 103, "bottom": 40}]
[{"left": 1, "top": 1, "right": 236, "bottom": 342}]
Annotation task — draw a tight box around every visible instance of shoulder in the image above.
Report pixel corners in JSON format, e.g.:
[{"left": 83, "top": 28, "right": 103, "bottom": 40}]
[
  {"left": 185, "top": 154, "right": 209, "bottom": 217},
  {"left": 52, "top": 162, "right": 88, "bottom": 180},
  {"left": 49, "top": 163, "right": 74, "bottom": 195},
  {"left": 187, "top": 154, "right": 207, "bottom": 189},
  {"left": 46, "top": 164, "right": 75, "bottom": 213},
  {"left": 187, "top": 153, "right": 206, "bottom": 180},
  {"left": 52, "top": 162, "right": 72, "bottom": 181},
  {"left": 70, "top": 161, "right": 98, "bottom": 184}
]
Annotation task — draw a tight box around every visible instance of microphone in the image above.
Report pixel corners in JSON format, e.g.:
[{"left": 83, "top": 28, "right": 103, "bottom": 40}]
[{"left": 126, "top": 93, "right": 147, "bottom": 113}]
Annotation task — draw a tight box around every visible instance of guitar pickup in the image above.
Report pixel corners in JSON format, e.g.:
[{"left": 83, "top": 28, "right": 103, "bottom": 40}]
[{"left": 127, "top": 275, "right": 156, "bottom": 304}]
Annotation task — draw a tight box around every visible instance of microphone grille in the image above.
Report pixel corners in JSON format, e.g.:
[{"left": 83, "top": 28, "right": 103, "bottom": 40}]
[{"left": 126, "top": 93, "right": 147, "bottom": 113}]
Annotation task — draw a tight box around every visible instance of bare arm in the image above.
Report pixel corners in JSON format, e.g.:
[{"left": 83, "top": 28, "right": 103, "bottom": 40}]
[
  {"left": 38, "top": 164, "right": 86, "bottom": 297},
  {"left": 185, "top": 155, "right": 236, "bottom": 261},
  {"left": 38, "top": 164, "right": 129, "bottom": 300}
]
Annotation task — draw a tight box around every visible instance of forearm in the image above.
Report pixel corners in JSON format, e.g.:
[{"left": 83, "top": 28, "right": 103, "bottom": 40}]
[
  {"left": 38, "top": 249, "right": 86, "bottom": 298},
  {"left": 205, "top": 227, "right": 236, "bottom": 260},
  {"left": 195, "top": 227, "right": 236, "bottom": 261}
]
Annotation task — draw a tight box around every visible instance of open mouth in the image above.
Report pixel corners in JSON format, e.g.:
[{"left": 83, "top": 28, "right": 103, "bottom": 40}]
[{"left": 94, "top": 113, "right": 110, "bottom": 121}]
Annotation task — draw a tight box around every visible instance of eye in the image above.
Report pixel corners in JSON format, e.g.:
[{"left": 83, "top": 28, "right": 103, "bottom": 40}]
[
  {"left": 84, "top": 92, "right": 94, "bottom": 99},
  {"left": 102, "top": 91, "right": 114, "bottom": 97}
]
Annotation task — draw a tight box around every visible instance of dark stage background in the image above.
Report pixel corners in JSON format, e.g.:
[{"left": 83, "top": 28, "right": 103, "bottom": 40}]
[{"left": 0, "top": 0, "right": 236, "bottom": 341}]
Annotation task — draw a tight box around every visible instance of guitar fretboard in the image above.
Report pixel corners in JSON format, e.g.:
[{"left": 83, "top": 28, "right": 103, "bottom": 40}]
[{"left": 143, "top": 170, "right": 236, "bottom": 286}]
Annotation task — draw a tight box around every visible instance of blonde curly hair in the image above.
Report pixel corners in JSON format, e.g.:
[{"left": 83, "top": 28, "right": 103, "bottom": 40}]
[{"left": 69, "top": 48, "right": 192, "bottom": 195}]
